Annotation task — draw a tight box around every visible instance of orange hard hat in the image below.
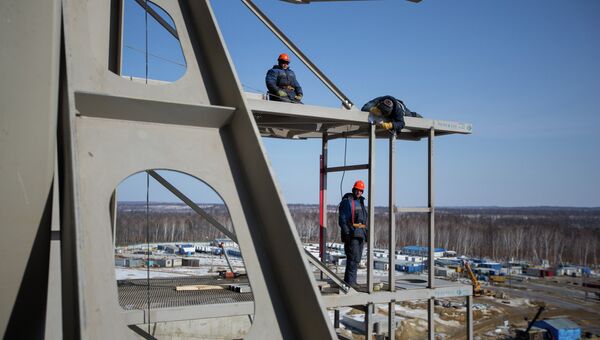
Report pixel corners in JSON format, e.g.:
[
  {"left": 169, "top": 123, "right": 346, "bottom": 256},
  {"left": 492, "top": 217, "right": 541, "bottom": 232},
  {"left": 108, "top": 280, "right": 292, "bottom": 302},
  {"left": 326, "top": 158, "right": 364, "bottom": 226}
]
[
  {"left": 278, "top": 53, "right": 290, "bottom": 62},
  {"left": 353, "top": 180, "right": 365, "bottom": 191}
]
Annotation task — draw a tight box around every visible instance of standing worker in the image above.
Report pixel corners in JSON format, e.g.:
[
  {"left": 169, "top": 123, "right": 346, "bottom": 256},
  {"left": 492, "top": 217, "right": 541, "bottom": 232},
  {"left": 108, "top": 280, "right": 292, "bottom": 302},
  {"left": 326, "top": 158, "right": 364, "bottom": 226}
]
[
  {"left": 362, "top": 95, "right": 422, "bottom": 134},
  {"left": 265, "top": 53, "right": 303, "bottom": 103},
  {"left": 338, "top": 180, "right": 368, "bottom": 287}
]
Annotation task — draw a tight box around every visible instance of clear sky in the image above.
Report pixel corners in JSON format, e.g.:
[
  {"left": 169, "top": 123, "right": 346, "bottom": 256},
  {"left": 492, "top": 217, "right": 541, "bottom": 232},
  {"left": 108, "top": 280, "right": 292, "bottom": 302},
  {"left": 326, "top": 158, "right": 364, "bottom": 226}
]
[{"left": 117, "top": 0, "right": 600, "bottom": 207}]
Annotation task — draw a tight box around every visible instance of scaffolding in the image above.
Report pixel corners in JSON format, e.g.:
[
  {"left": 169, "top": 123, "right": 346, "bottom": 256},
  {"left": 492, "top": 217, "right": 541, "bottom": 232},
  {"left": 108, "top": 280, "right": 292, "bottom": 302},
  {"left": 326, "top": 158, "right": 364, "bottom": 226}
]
[{"left": 251, "top": 96, "right": 473, "bottom": 339}]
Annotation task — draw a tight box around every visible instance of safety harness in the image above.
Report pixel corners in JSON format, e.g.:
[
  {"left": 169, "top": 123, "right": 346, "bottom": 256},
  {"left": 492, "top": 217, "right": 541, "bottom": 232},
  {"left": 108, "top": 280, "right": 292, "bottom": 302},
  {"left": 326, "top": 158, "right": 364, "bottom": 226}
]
[{"left": 351, "top": 199, "right": 366, "bottom": 229}]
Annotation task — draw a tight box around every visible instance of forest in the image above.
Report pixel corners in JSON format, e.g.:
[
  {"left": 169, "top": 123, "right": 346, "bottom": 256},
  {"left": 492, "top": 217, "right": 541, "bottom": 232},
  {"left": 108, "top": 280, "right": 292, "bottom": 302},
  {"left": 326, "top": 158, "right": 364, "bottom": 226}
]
[{"left": 116, "top": 203, "right": 600, "bottom": 267}]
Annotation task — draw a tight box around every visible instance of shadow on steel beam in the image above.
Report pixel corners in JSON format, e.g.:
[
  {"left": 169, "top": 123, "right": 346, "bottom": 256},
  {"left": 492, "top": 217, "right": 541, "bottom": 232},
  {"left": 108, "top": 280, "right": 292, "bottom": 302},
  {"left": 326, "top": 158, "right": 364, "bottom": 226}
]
[{"left": 4, "top": 188, "right": 53, "bottom": 339}]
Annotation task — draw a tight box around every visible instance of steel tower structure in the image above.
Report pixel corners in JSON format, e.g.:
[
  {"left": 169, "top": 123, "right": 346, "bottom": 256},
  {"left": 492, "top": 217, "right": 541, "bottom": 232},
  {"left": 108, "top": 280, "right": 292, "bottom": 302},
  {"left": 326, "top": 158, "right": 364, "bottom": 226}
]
[{"left": 1, "top": 0, "right": 472, "bottom": 338}]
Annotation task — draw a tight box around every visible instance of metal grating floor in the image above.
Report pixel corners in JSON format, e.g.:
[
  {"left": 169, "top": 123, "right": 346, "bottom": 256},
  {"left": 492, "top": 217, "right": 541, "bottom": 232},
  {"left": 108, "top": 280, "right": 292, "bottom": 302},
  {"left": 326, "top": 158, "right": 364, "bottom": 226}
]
[{"left": 117, "top": 276, "right": 254, "bottom": 310}]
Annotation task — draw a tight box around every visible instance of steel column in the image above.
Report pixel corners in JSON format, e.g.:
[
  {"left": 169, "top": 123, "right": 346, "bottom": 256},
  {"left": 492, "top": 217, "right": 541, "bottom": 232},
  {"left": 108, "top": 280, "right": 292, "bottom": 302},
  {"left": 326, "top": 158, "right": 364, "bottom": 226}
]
[
  {"left": 389, "top": 135, "right": 396, "bottom": 292},
  {"left": 428, "top": 128, "right": 435, "bottom": 340},
  {"left": 467, "top": 295, "right": 473, "bottom": 340},
  {"left": 367, "top": 124, "right": 376, "bottom": 293},
  {"left": 388, "top": 300, "right": 396, "bottom": 338},
  {"left": 428, "top": 128, "right": 435, "bottom": 289},
  {"left": 320, "top": 133, "right": 328, "bottom": 262},
  {"left": 334, "top": 309, "right": 340, "bottom": 329},
  {"left": 428, "top": 298, "right": 435, "bottom": 340},
  {"left": 365, "top": 303, "right": 374, "bottom": 338}
]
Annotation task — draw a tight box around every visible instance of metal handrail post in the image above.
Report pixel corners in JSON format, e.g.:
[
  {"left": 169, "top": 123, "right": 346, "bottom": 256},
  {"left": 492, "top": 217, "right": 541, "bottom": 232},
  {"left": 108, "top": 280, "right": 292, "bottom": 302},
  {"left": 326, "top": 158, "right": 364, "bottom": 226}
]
[
  {"left": 427, "top": 128, "right": 435, "bottom": 340},
  {"left": 389, "top": 134, "right": 396, "bottom": 291},
  {"left": 367, "top": 124, "right": 375, "bottom": 293}
]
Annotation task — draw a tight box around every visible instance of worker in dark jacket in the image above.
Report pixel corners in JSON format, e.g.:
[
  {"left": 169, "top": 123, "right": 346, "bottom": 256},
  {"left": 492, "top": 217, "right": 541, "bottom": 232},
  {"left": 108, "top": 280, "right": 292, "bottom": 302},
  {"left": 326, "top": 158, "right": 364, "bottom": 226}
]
[
  {"left": 338, "top": 180, "right": 368, "bottom": 286},
  {"left": 265, "top": 53, "right": 303, "bottom": 103},
  {"left": 361, "top": 95, "right": 422, "bottom": 134}
]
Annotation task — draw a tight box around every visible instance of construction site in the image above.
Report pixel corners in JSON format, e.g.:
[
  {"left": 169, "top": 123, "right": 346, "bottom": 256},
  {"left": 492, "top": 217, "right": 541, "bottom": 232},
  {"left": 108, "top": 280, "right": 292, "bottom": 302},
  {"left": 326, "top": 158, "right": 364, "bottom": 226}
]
[{"left": 1, "top": 0, "right": 599, "bottom": 339}]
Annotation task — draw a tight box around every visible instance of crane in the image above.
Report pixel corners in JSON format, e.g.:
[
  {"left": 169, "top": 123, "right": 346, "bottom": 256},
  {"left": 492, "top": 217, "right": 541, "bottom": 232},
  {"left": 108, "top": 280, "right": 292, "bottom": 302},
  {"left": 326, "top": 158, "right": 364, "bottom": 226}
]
[{"left": 463, "top": 260, "right": 483, "bottom": 296}]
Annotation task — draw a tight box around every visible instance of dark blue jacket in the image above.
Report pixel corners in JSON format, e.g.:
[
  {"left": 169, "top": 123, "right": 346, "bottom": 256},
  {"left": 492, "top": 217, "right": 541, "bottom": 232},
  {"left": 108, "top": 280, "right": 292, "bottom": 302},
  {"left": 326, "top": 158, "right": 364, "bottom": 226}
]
[
  {"left": 338, "top": 193, "right": 368, "bottom": 241},
  {"left": 361, "top": 96, "right": 421, "bottom": 132},
  {"left": 265, "top": 65, "right": 303, "bottom": 101}
]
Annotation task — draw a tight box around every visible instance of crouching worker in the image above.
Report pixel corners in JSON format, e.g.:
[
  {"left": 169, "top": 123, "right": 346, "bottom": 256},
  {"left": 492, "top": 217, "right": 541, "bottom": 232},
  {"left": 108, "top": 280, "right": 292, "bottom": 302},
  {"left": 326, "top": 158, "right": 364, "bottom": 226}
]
[
  {"left": 338, "top": 180, "right": 368, "bottom": 287},
  {"left": 265, "top": 53, "right": 303, "bottom": 103},
  {"left": 361, "top": 95, "right": 422, "bottom": 134}
]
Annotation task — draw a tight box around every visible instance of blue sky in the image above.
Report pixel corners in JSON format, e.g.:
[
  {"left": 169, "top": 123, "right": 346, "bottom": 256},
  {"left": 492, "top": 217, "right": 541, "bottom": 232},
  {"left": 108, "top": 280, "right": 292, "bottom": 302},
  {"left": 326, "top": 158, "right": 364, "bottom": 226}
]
[{"left": 117, "top": 0, "right": 600, "bottom": 207}]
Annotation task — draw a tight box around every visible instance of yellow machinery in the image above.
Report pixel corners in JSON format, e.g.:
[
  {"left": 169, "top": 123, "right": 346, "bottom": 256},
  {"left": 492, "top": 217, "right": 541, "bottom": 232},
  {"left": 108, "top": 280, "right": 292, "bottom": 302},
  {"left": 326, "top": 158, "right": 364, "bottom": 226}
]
[{"left": 463, "top": 261, "right": 483, "bottom": 296}]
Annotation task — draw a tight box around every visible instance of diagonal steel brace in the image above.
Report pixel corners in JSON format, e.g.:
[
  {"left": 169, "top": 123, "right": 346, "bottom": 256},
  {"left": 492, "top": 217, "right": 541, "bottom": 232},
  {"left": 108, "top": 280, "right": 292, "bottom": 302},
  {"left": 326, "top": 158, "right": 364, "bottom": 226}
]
[{"left": 304, "top": 249, "right": 352, "bottom": 294}]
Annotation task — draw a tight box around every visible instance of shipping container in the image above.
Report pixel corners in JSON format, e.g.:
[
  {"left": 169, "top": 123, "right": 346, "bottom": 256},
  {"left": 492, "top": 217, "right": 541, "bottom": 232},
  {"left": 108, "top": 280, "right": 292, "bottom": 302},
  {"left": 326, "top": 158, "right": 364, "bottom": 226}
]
[{"left": 533, "top": 318, "right": 580, "bottom": 340}]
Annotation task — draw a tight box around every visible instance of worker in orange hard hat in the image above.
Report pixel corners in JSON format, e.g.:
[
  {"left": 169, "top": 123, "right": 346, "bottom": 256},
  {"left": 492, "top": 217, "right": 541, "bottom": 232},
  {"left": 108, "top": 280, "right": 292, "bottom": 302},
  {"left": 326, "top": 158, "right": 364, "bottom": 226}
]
[
  {"left": 362, "top": 95, "right": 423, "bottom": 135},
  {"left": 265, "top": 53, "right": 304, "bottom": 104},
  {"left": 338, "top": 180, "right": 368, "bottom": 287}
]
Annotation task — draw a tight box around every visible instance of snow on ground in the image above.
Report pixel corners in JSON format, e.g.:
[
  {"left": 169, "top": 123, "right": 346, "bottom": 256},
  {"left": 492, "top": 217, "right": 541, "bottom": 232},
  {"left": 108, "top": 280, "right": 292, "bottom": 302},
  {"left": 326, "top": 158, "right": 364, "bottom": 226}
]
[
  {"left": 115, "top": 268, "right": 191, "bottom": 280},
  {"left": 375, "top": 305, "right": 462, "bottom": 327},
  {"left": 115, "top": 252, "right": 246, "bottom": 280}
]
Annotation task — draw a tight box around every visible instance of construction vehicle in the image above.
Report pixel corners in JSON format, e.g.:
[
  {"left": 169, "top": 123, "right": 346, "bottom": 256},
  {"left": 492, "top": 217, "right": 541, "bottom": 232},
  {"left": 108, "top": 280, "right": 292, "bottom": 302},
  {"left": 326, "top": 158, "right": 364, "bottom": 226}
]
[
  {"left": 463, "top": 260, "right": 493, "bottom": 297},
  {"left": 217, "top": 243, "right": 245, "bottom": 279},
  {"left": 516, "top": 305, "right": 546, "bottom": 339},
  {"left": 490, "top": 275, "right": 507, "bottom": 283}
]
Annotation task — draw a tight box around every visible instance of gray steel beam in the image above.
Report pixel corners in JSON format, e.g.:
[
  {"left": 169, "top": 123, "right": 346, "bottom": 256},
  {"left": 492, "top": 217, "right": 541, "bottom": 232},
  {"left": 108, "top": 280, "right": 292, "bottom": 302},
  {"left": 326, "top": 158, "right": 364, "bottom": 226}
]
[
  {"left": 325, "top": 164, "right": 369, "bottom": 173},
  {"left": 305, "top": 250, "right": 351, "bottom": 293},
  {"left": 367, "top": 124, "right": 376, "bottom": 293},
  {"left": 146, "top": 170, "right": 237, "bottom": 242},
  {"left": 0, "top": 0, "right": 61, "bottom": 337},
  {"left": 388, "top": 135, "right": 396, "bottom": 292},
  {"left": 241, "top": 0, "right": 354, "bottom": 109},
  {"left": 75, "top": 92, "right": 236, "bottom": 129},
  {"left": 467, "top": 295, "right": 473, "bottom": 340},
  {"left": 396, "top": 207, "right": 431, "bottom": 213},
  {"left": 122, "top": 301, "right": 255, "bottom": 325},
  {"left": 321, "top": 285, "right": 472, "bottom": 308},
  {"left": 248, "top": 98, "right": 474, "bottom": 135},
  {"left": 128, "top": 325, "right": 157, "bottom": 340},
  {"left": 133, "top": 0, "right": 179, "bottom": 39}
]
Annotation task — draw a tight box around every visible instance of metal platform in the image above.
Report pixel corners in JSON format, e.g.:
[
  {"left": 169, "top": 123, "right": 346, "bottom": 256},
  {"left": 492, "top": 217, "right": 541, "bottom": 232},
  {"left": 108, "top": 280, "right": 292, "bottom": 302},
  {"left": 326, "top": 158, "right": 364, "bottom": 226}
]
[
  {"left": 318, "top": 276, "right": 472, "bottom": 308},
  {"left": 248, "top": 97, "right": 473, "bottom": 140},
  {"left": 117, "top": 277, "right": 253, "bottom": 310}
]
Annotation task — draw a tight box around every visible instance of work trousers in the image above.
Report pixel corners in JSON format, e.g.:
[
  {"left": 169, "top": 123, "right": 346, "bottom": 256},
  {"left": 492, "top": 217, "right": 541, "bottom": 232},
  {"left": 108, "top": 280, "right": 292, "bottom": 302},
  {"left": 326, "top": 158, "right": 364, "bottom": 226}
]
[{"left": 344, "top": 237, "right": 364, "bottom": 285}]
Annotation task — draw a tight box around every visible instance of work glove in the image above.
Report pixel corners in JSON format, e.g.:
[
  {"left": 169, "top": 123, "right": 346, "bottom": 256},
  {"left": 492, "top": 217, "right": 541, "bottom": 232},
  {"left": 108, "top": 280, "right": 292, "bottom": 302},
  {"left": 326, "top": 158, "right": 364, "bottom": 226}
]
[
  {"left": 277, "top": 90, "right": 287, "bottom": 98},
  {"left": 379, "top": 122, "right": 393, "bottom": 130},
  {"left": 294, "top": 94, "right": 303, "bottom": 101}
]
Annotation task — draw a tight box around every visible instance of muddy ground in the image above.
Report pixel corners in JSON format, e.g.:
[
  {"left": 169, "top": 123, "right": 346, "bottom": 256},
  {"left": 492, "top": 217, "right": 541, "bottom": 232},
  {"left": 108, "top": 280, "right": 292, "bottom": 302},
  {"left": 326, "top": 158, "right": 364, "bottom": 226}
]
[{"left": 339, "top": 276, "right": 600, "bottom": 339}]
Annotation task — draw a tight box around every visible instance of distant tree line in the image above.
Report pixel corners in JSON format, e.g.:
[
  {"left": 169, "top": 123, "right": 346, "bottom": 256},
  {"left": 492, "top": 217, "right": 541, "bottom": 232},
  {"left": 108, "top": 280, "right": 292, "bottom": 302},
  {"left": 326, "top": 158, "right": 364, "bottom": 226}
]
[{"left": 117, "top": 203, "right": 600, "bottom": 267}]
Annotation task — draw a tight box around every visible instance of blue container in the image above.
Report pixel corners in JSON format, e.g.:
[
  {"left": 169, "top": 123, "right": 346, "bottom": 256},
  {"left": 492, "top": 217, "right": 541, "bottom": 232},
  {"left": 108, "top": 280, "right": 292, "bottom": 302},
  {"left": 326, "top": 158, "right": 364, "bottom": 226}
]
[{"left": 533, "top": 319, "right": 581, "bottom": 340}]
